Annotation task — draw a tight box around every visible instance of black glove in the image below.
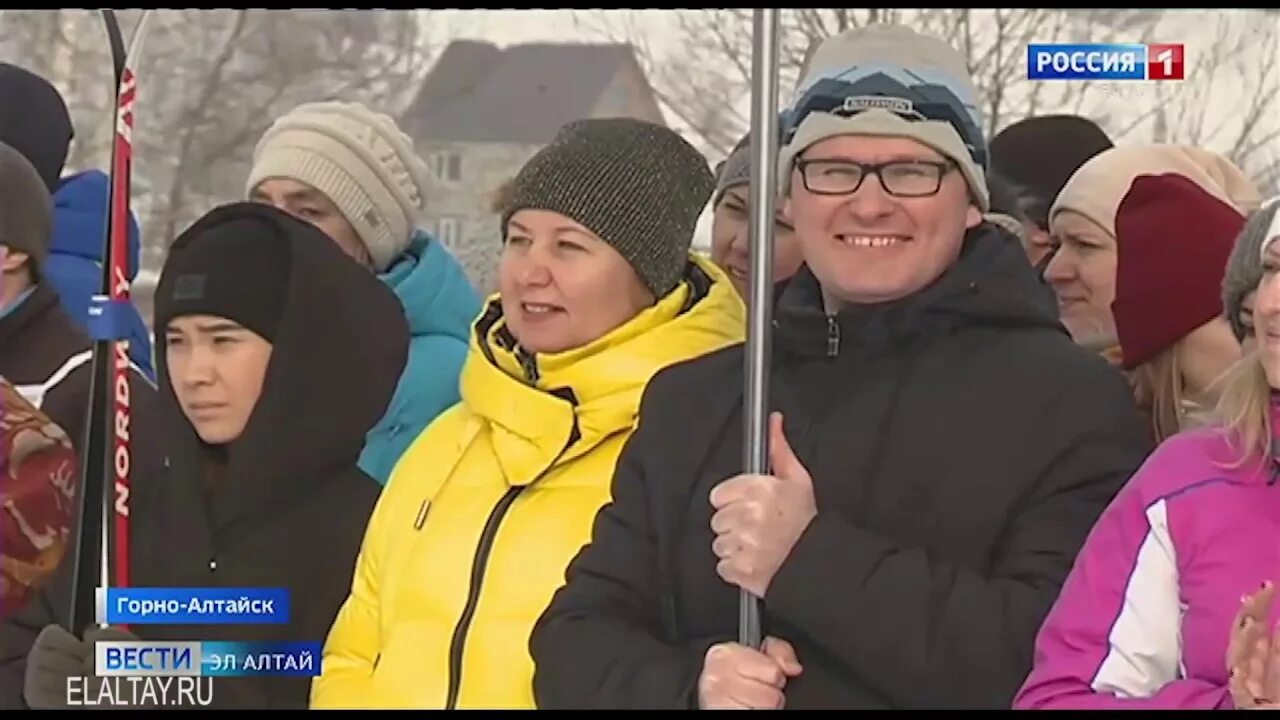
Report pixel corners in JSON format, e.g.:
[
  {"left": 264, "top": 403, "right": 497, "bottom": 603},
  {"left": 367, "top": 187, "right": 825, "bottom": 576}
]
[{"left": 23, "top": 624, "right": 143, "bottom": 709}]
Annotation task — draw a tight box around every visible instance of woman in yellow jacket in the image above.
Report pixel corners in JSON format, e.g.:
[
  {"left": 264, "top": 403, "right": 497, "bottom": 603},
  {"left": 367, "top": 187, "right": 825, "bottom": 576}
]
[{"left": 311, "top": 117, "right": 747, "bottom": 709}]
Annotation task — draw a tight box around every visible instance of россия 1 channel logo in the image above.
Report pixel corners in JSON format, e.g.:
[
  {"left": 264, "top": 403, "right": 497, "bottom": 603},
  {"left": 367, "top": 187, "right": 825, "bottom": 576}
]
[{"left": 1027, "top": 43, "right": 1185, "bottom": 81}]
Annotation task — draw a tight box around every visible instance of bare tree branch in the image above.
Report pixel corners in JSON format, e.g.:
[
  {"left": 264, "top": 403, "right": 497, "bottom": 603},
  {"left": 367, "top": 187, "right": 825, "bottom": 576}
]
[
  {"left": 7, "top": 10, "right": 1280, "bottom": 271},
  {"left": 156, "top": 10, "right": 250, "bottom": 244},
  {"left": 1227, "top": 23, "right": 1280, "bottom": 166},
  {"left": 101, "top": 9, "right": 435, "bottom": 261},
  {"left": 579, "top": 7, "right": 1280, "bottom": 178}
]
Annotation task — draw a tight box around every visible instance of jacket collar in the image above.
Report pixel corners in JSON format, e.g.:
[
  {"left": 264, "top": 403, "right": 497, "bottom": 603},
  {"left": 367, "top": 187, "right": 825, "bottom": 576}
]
[
  {"left": 772, "top": 223, "right": 1061, "bottom": 361},
  {"left": 460, "top": 255, "right": 746, "bottom": 484},
  {"left": 0, "top": 283, "right": 59, "bottom": 346},
  {"left": 772, "top": 259, "right": 968, "bottom": 361},
  {"left": 378, "top": 229, "right": 479, "bottom": 342}
]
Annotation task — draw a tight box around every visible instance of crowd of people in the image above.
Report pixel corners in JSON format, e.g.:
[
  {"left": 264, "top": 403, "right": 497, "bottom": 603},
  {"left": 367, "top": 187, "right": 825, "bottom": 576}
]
[{"left": 1, "top": 19, "right": 1279, "bottom": 710}]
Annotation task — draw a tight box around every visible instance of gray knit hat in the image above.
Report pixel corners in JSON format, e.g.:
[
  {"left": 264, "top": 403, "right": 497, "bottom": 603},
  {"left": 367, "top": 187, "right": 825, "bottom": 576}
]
[
  {"left": 0, "top": 140, "right": 52, "bottom": 278},
  {"left": 713, "top": 133, "right": 753, "bottom": 206},
  {"left": 1224, "top": 197, "right": 1280, "bottom": 341},
  {"left": 714, "top": 123, "right": 788, "bottom": 206},
  {"left": 500, "top": 117, "right": 715, "bottom": 298}
]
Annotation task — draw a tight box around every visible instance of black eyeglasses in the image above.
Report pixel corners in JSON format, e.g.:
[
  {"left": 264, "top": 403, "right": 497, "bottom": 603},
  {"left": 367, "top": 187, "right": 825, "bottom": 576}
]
[{"left": 794, "top": 158, "right": 956, "bottom": 197}]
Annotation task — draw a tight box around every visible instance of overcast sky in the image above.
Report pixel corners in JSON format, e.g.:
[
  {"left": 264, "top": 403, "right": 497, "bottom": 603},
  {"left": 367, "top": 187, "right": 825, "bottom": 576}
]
[{"left": 424, "top": 9, "right": 1279, "bottom": 249}]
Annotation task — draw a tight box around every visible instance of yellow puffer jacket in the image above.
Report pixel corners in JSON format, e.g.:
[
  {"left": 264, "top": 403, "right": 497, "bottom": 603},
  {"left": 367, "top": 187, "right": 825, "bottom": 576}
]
[{"left": 311, "top": 255, "right": 745, "bottom": 709}]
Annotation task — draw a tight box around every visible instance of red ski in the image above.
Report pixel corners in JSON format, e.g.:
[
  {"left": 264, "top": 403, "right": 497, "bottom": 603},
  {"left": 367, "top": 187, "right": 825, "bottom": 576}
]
[{"left": 68, "top": 8, "right": 152, "bottom": 635}]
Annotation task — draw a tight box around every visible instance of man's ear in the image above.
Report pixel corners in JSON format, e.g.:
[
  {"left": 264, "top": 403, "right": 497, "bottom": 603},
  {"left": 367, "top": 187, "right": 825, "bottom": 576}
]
[
  {"left": 1, "top": 249, "right": 29, "bottom": 274},
  {"left": 965, "top": 204, "right": 983, "bottom": 229}
]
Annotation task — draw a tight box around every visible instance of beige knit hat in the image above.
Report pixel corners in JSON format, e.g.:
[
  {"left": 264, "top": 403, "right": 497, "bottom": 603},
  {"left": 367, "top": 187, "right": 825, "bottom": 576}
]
[
  {"left": 246, "top": 101, "right": 430, "bottom": 272},
  {"left": 1051, "top": 144, "right": 1261, "bottom": 238}
]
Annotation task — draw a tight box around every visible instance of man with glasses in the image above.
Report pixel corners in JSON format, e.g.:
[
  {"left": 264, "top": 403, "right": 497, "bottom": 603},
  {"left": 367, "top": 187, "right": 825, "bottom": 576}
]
[{"left": 529, "top": 25, "right": 1149, "bottom": 710}]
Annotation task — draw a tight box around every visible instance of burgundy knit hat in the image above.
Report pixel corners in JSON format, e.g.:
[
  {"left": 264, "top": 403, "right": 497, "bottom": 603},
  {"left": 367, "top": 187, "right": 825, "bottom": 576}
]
[{"left": 1113, "top": 173, "right": 1245, "bottom": 370}]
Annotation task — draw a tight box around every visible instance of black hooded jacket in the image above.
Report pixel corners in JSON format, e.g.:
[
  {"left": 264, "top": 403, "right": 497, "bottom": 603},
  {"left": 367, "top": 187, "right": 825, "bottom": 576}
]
[
  {"left": 0, "top": 204, "right": 409, "bottom": 709},
  {"left": 0, "top": 62, "right": 73, "bottom": 193},
  {"left": 530, "top": 222, "right": 1152, "bottom": 709}
]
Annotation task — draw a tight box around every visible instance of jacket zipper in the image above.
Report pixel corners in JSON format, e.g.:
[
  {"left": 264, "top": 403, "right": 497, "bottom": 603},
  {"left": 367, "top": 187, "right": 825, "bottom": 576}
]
[
  {"left": 443, "top": 418, "right": 579, "bottom": 709},
  {"left": 444, "top": 484, "right": 525, "bottom": 710},
  {"left": 826, "top": 315, "right": 841, "bottom": 357},
  {"left": 517, "top": 347, "right": 540, "bottom": 384}
]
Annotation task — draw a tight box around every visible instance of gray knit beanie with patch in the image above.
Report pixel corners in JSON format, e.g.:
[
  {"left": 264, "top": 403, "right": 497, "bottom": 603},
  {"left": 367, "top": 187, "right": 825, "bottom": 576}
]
[
  {"left": 1224, "top": 197, "right": 1280, "bottom": 341},
  {"left": 499, "top": 117, "right": 715, "bottom": 298}
]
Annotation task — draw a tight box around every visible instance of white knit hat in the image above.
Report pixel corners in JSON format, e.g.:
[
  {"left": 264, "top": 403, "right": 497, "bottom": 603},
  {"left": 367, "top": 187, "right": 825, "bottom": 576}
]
[{"left": 246, "top": 101, "right": 430, "bottom": 272}]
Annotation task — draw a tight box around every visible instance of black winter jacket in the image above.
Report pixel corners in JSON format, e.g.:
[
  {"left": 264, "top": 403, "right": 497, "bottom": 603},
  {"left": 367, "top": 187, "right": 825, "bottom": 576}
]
[
  {"left": 0, "top": 205, "right": 409, "bottom": 709},
  {"left": 530, "top": 223, "right": 1152, "bottom": 710},
  {"left": 0, "top": 281, "right": 163, "bottom": 483}
]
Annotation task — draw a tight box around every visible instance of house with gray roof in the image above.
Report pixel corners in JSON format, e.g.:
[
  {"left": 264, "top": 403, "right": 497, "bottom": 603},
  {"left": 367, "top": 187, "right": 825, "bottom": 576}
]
[{"left": 401, "top": 40, "right": 667, "bottom": 294}]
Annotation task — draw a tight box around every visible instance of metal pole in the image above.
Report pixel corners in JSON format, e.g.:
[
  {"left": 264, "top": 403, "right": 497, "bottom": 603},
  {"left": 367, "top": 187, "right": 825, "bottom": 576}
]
[{"left": 740, "top": 7, "right": 780, "bottom": 651}]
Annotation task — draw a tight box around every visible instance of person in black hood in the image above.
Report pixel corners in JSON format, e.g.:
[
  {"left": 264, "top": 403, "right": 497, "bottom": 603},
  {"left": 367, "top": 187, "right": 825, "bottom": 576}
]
[
  {"left": 0, "top": 63, "right": 72, "bottom": 195},
  {"left": 0, "top": 201, "right": 409, "bottom": 709},
  {"left": 529, "top": 25, "right": 1151, "bottom": 710},
  {"left": 0, "top": 63, "right": 155, "bottom": 379},
  {"left": 989, "top": 113, "right": 1113, "bottom": 272}
]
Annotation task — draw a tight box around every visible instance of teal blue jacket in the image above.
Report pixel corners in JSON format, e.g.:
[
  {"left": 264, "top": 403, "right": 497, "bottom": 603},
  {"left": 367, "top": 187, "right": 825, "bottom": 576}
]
[{"left": 358, "top": 230, "right": 480, "bottom": 485}]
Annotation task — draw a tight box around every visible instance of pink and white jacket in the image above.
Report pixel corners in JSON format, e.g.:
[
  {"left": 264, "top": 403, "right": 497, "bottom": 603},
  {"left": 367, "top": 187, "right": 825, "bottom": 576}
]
[{"left": 1014, "top": 407, "right": 1280, "bottom": 710}]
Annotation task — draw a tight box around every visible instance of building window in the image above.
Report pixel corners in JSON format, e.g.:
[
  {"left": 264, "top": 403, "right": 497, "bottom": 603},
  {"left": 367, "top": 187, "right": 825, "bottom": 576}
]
[
  {"left": 436, "top": 217, "right": 461, "bottom": 248},
  {"left": 431, "top": 152, "right": 462, "bottom": 183}
]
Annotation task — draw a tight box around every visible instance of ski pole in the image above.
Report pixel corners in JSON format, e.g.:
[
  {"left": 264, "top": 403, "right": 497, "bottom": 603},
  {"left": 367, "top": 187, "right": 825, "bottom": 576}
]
[{"left": 739, "top": 7, "right": 780, "bottom": 652}]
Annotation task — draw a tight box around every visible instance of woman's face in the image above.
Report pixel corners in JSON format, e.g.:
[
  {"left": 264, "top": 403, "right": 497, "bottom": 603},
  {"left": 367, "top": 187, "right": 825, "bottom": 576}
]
[
  {"left": 710, "top": 185, "right": 803, "bottom": 298},
  {"left": 498, "top": 209, "right": 655, "bottom": 354},
  {"left": 1240, "top": 290, "right": 1258, "bottom": 356},
  {"left": 1256, "top": 242, "right": 1280, "bottom": 387},
  {"left": 251, "top": 178, "right": 373, "bottom": 270},
  {"left": 1043, "top": 210, "right": 1118, "bottom": 350},
  {"left": 165, "top": 315, "right": 274, "bottom": 445}
]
